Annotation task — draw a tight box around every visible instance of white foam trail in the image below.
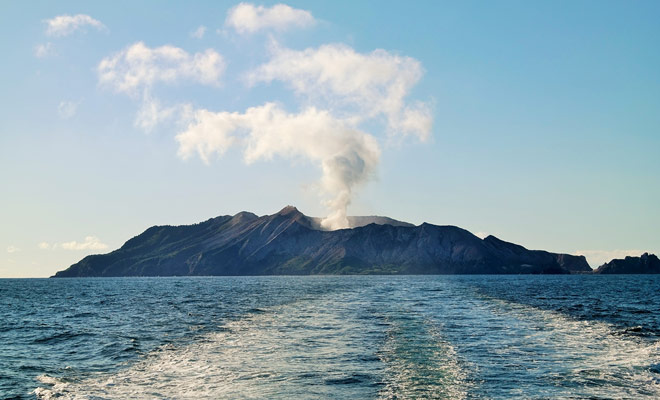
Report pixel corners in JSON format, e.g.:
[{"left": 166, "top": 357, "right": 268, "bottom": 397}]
[
  {"left": 378, "top": 314, "right": 469, "bottom": 399},
  {"left": 463, "top": 293, "right": 660, "bottom": 398},
  {"left": 34, "top": 281, "right": 659, "bottom": 399},
  {"left": 34, "top": 293, "right": 387, "bottom": 399}
]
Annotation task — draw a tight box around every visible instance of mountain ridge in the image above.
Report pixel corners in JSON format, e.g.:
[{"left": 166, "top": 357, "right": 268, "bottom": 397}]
[{"left": 53, "top": 206, "right": 593, "bottom": 277}]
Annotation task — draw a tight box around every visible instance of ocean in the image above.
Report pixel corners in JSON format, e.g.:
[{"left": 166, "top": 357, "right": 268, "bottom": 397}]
[{"left": 1, "top": 275, "right": 659, "bottom": 399}]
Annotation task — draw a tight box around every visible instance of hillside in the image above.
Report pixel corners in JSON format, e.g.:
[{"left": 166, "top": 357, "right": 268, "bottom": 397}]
[{"left": 53, "top": 206, "right": 592, "bottom": 277}]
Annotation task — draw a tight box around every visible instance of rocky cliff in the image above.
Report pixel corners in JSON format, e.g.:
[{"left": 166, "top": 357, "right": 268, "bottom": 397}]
[{"left": 595, "top": 253, "right": 660, "bottom": 274}]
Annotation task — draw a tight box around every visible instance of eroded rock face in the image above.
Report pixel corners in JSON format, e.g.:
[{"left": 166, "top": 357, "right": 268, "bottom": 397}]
[
  {"left": 53, "top": 206, "right": 592, "bottom": 277},
  {"left": 595, "top": 253, "right": 660, "bottom": 274}
]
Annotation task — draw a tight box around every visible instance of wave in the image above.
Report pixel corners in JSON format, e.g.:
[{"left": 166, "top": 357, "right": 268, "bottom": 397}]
[
  {"left": 33, "top": 291, "right": 377, "bottom": 398},
  {"left": 377, "top": 312, "right": 469, "bottom": 399},
  {"left": 462, "top": 292, "right": 660, "bottom": 398},
  {"left": 33, "top": 331, "right": 95, "bottom": 345},
  {"left": 33, "top": 278, "right": 660, "bottom": 399},
  {"left": 34, "top": 286, "right": 472, "bottom": 399}
]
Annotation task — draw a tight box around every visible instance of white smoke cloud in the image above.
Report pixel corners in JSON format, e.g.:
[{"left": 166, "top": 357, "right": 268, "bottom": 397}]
[
  {"left": 247, "top": 43, "right": 432, "bottom": 140},
  {"left": 6, "top": 245, "right": 20, "bottom": 254},
  {"left": 97, "top": 24, "right": 430, "bottom": 228},
  {"left": 98, "top": 42, "right": 225, "bottom": 96},
  {"left": 98, "top": 42, "right": 224, "bottom": 133},
  {"left": 176, "top": 103, "right": 380, "bottom": 229},
  {"left": 45, "top": 14, "right": 106, "bottom": 37},
  {"left": 225, "top": 3, "right": 315, "bottom": 34}
]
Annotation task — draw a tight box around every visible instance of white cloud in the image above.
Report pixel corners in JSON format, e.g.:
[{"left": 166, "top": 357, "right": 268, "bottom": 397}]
[
  {"left": 97, "top": 17, "right": 429, "bottom": 230},
  {"left": 58, "top": 100, "right": 79, "bottom": 119},
  {"left": 45, "top": 14, "right": 106, "bottom": 37},
  {"left": 474, "top": 231, "right": 489, "bottom": 239},
  {"left": 60, "top": 236, "right": 109, "bottom": 251},
  {"left": 134, "top": 95, "right": 192, "bottom": 132},
  {"left": 98, "top": 42, "right": 225, "bottom": 96},
  {"left": 176, "top": 109, "right": 240, "bottom": 163},
  {"left": 34, "top": 42, "right": 54, "bottom": 58},
  {"left": 190, "top": 25, "right": 207, "bottom": 39},
  {"left": 225, "top": 3, "right": 315, "bottom": 34},
  {"left": 247, "top": 43, "right": 432, "bottom": 140},
  {"left": 6, "top": 245, "right": 20, "bottom": 254},
  {"left": 176, "top": 103, "right": 380, "bottom": 229},
  {"left": 135, "top": 95, "right": 177, "bottom": 132},
  {"left": 38, "top": 237, "right": 108, "bottom": 251},
  {"left": 171, "top": 40, "right": 430, "bottom": 229},
  {"left": 575, "top": 249, "right": 649, "bottom": 267}
]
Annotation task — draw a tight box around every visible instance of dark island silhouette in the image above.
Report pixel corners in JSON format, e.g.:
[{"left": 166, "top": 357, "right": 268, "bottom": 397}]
[
  {"left": 53, "top": 206, "right": 601, "bottom": 277},
  {"left": 595, "top": 253, "right": 660, "bottom": 274}
]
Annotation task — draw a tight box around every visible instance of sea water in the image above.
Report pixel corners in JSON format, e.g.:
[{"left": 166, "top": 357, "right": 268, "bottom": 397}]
[{"left": 1, "top": 275, "right": 659, "bottom": 399}]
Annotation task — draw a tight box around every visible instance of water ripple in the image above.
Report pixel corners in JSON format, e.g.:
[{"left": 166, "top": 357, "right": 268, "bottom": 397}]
[{"left": 0, "top": 275, "right": 658, "bottom": 399}]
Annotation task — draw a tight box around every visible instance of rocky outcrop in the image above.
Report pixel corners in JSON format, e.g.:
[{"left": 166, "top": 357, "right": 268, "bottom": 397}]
[
  {"left": 595, "top": 253, "right": 660, "bottom": 274},
  {"left": 53, "top": 206, "right": 592, "bottom": 277}
]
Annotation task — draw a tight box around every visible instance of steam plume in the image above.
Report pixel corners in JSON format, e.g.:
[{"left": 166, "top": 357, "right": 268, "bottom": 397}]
[
  {"left": 97, "top": 37, "right": 430, "bottom": 228},
  {"left": 176, "top": 42, "right": 430, "bottom": 229},
  {"left": 176, "top": 103, "right": 380, "bottom": 229}
]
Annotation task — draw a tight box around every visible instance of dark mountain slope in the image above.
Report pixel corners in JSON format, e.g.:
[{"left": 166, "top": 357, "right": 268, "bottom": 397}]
[{"left": 53, "top": 206, "right": 591, "bottom": 277}]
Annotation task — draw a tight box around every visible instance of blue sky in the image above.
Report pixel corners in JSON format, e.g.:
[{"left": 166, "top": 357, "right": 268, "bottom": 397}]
[{"left": 1, "top": 1, "right": 659, "bottom": 277}]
